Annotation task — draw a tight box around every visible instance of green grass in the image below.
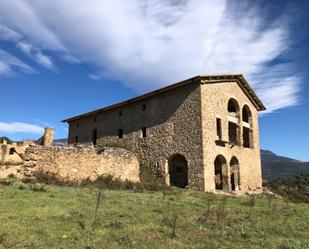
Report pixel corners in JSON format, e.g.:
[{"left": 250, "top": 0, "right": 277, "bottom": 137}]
[{"left": 0, "top": 180, "right": 308, "bottom": 249}]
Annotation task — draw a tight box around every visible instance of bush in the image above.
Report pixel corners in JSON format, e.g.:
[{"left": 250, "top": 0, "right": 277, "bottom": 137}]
[
  {"left": 269, "top": 174, "right": 309, "bottom": 203},
  {"left": 31, "top": 170, "right": 67, "bottom": 186},
  {"left": 29, "top": 184, "right": 47, "bottom": 192},
  {"left": 139, "top": 164, "right": 165, "bottom": 191}
]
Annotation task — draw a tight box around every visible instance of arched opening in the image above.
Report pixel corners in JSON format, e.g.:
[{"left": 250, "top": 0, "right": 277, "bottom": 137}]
[
  {"left": 227, "top": 99, "right": 240, "bottom": 145},
  {"left": 214, "top": 155, "right": 228, "bottom": 191},
  {"left": 168, "top": 154, "right": 188, "bottom": 188},
  {"left": 242, "top": 105, "right": 253, "bottom": 148},
  {"left": 230, "top": 157, "right": 240, "bottom": 191},
  {"left": 242, "top": 105, "right": 252, "bottom": 123},
  {"left": 228, "top": 98, "right": 239, "bottom": 115},
  {"left": 9, "top": 148, "right": 15, "bottom": 155}
]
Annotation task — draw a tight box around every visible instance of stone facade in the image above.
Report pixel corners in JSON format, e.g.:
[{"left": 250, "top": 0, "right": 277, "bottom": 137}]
[{"left": 64, "top": 75, "right": 265, "bottom": 193}]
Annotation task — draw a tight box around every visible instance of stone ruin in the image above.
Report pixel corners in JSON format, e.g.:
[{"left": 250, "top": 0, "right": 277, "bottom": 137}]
[{"left": 0, "top": 128, "right": 140, "bottom": 183}]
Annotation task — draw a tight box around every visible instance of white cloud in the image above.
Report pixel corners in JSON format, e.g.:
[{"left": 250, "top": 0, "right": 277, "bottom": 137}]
[
  {"left": 0, "top": 49, "right": 36, "bottom": 76},
  {"left": 0, "top": 24, "right": 21, "bottom": 41},
  {"left": 16, "top": 41, "right": 56, "bottom": 71},
  {"left": 89, "top": 73, "right": 100, "bottom": 81},
  {"left": 0, "top": 122, "right": 44, "bottom": 134},
  {"left": 0, "top": 0, "right": 302, "bottom": 113},
  {"left": 0, "top": 25, "right": 57, "bottom": 71}
]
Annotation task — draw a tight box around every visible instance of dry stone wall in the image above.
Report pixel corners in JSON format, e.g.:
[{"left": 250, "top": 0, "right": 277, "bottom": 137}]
[{"left": 0, "top": 145, "right": 140, "bottom": 183}]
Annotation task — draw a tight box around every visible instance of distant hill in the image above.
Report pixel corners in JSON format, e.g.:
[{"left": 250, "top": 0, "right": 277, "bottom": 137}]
[
  {"left": 53, "top": 138, "right": 68, "bottom": 146},
  {"left": 53, "top": 138, "right": 308, "bottom": 180},
  {"left": 261, "top": 150, "right": 309, "bottom": 181},
  {"left": 0, "top": 137, "right": 13, "bottom": 144}
]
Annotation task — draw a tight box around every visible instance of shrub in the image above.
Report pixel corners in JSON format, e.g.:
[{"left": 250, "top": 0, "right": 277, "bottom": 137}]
[
  {"left": 269, "top": 174, "right": 309, "bottom": 203},
  {"left": 139, "top": 165, "right": 166, "bottom": 191},
  {"left": 29, "top": 184, "right": 47, "bottom": 192},
  {"left": 0, "top": 179, "right": 12, "bottom": 186},
  {"left": 32, "top": 170, "right": 66, "bottom": 186}
]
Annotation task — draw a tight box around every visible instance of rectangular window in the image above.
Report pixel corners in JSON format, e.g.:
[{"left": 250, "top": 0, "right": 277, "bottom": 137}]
[
  {"left": 92, "top": 129, "right": 97, "bottom": 145},
  {"left": 76, "top": 122, "right": 79, "bottom": 128},
  {"left": 94, "top": 117, "right": 97, "bottom": 122},
  {"left": 216, "top": 118, "right": 222, "bottom": 140},
  {"left": 142, "top": 104, "right": 146, "bottom": 111},
  {"left": 75, "top": 136, "right": 79, "bottom": 143},
  {"left": 228, "top": 122, "right": 238, "bottom": 145},
  {"left": 119, "top": 110, "right": 122, "bottom": 116},
  {"left": 141, "top": 127, "right": 147, "bottom": 138},
  {"left": 118, "top": 129, "right": 123, "bottom": 139},
  {"left": 243, "top": 127, "right": 251, "bottom": 148}
]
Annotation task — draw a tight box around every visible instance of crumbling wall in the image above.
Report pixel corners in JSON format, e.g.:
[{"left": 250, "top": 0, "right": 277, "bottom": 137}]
[
  {"left": 20, "top": 145, "right": 140, "bottom": 182},
  {"left": 37, "top": 127, "right": 54, "bottom": 146},
  {"left": 0, "top": 143, "right": 28, "bottom": 165}
]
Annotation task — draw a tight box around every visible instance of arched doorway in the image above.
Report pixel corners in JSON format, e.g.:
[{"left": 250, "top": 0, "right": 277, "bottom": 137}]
[
  {"left": 168, "top": 154, "right": 188, "bottom": 188},
  {"left": 230, "top": 157, "right": 240, "bottom": 191},
  {"left": 214, "top": 155, "right": 228, "bottom": 191}
]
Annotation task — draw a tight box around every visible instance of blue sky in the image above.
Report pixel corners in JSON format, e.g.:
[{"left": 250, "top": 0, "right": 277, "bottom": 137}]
[{"left": 0, "top": 0, "right": 308, "bottom": 161}]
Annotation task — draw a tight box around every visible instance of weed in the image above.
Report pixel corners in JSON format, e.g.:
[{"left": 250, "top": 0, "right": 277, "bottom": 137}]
[
  {"left": 18, "top": 184, "right": 26, "bottom": 190},
  {"left": 216, "top": 196, "right": 228, "bottom": 225},
  {"left": 8, "top": 174, "right": 15, "bottom": 179},
  {"left": 0, "top": 232, "right": 7, "bottom": 244},
  {"left": 91, "top": 189, "right": 103, "bottom": 233},
  {"left": 106, "top": 220, "right": 123, "bottom": 229},
  {"left": 32, "top": 170, "right": 66, "bottom": 186},
  {"left": 0, "top": 179, "right": 12, "bottom": 186},
  {"left": 206, "top": 193, "right": 215, "bottom": 213},
  {"left": 29, "top": 184, "right": 47, "bottom": 192},
  {"left": 245, "top": 195, "right": 256, "bottom": 218},
  {"left": 117, "top": 234, "right": 134, "bottom": 247}
]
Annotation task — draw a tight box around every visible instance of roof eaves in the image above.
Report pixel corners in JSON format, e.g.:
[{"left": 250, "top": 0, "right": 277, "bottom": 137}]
[{"left": 62, "top": 76, "right": 201, "bottom": 122}]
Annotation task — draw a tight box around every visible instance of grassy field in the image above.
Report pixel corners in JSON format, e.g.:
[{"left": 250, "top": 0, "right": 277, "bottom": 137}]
[{"left": 0, "top": 180, "right": 308, "bottom": 249}]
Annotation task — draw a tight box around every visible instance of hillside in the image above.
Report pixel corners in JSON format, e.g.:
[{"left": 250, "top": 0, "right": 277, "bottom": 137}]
[
  {"left": 0, "top": 180, "right": 308, "bottom": 249},
  {"left": 261, "top": 150, "right": 309, "bottom": 181}
]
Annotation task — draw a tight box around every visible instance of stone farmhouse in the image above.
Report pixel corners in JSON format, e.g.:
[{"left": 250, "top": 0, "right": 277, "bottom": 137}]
[{"left": 63, "top": 74, "right": 266, "bottom": 193}]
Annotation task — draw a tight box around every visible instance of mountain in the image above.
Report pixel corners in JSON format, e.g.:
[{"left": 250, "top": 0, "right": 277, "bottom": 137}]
[
  {"left": 261, "top": 150, "right": 309, "bottom": 181},
  {"left": 53, "top": 138, "right": 68, "bottom": 146},
  {"left": 0, "top": 137, "right": 13, "bottom": 144}
]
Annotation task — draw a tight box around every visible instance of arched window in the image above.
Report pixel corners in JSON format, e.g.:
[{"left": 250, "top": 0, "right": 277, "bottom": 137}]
[
  {"left": 242, "top": 105, "right": 252, "bottom": 124},
  {"left": 242, "top": 105, "right": 253, "bottom": 148},
  {"left": 214, "top": 155, "right": 228, "bottom": 191},
  {"left": 227, "top": 99, "right": 240, "bottom": 145},
  {"left": 230, "top": 157, "right": 240, "bottom": 191},
  {"left": 228, "top": 98, "right": 239, "bottom": 116}
]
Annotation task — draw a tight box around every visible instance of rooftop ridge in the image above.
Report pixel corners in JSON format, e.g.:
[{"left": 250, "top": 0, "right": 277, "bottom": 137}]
[{"left": 63, "top": 74, "right": 266, "bottom": 122}]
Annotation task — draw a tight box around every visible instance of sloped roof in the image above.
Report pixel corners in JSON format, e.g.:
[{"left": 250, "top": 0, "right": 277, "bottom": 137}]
[{"left": 62, "top": 74, "right": 266, "bottom": 122}]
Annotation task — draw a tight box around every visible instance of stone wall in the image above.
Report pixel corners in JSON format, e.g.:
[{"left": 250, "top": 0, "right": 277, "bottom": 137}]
[
  {"left": 0, "top": 145, "right": 139, "bottom": 182},
  {"left": 0, "top": 143, "right": 28, "bottom": 165},
  {"left": 37, "top": 127, "right": 54, "bottom": 146},
  {"left": 21, "top": 145, "right": 140, "bottom": 182},
  {"left": 0, "top": 127, "right": 54, "bottom": 166},
  {"left": 68, "top": 81, "right": 205, "bottom": 190}
]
